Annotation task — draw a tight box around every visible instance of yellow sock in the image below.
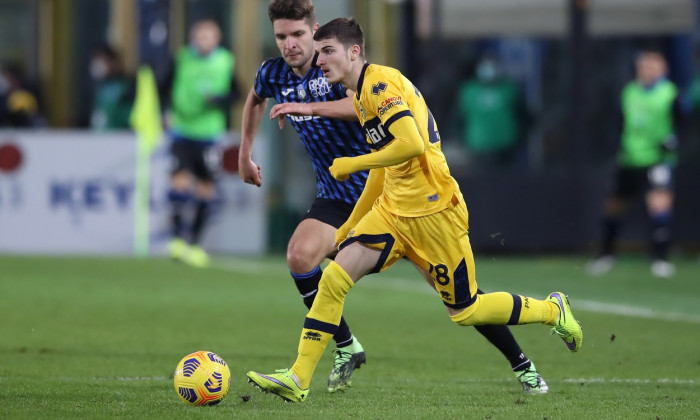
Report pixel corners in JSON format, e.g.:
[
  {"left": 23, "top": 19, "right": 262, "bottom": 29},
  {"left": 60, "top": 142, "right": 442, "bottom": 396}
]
[
  {"left": 515, "top": 295, "right": 559, "bottom": 325},
  {"left": 291, "top": 261, "right": 355, "bottom": 389},
  {"left": 451, "top": 292, "right": 559, "bottom": 326}
]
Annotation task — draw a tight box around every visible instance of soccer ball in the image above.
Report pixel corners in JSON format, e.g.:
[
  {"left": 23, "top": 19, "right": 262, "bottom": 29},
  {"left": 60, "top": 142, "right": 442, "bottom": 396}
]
[{"left": 173, "top": 350, "right": 231, "bottom": 406}]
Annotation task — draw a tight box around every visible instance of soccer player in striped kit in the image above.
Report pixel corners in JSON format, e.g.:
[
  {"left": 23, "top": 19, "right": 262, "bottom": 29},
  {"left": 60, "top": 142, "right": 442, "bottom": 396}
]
[{"left": 240, "top": 0, "right": 552, "bottom": 395}]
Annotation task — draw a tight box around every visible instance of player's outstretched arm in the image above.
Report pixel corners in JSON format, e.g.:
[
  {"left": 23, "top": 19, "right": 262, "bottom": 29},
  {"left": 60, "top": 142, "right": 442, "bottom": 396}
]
[
  {"left": 269, "top": 96, "right": 357, "bottom": 129},
  {"left": 335, "top": 168, "right": 384, "bottom": 245},
  {"left": 240, "top": 87, "right": 268, "bottom": 187},
  {"left": 329, "top": 116, "right": 424, "bottom": 181}
]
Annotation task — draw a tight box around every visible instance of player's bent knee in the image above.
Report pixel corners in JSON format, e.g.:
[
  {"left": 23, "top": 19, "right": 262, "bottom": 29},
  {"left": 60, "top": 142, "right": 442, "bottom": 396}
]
[
  {"left": 287, "top": 247, "right": 317, "bottom": 273},
  {"left": 287, "top": 236, "right": 332, "bottom": 273},
  {"left": 449, "top": 304, "right": 479, "bottom": 326}
]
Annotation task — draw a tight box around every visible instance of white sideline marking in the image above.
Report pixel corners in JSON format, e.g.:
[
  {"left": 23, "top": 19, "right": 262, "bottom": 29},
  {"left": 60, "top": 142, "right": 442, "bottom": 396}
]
[
  {"left": 360, "top": 276, "right": 700, "bottom": 325},
  {"left": 572, "top": 300, "right": 700, "bottom": 324},
  {"left": 215, "top": 260, "right": 700, "bottom": 324},
  {"left": 0, "top": 376, "right": 171, "bottom": 382},
  {"left": 563, "top": 378, "right": 697, "bottom": 385},
  {"left": 213, "top": 258, "right": 287, "bottom": 275}
]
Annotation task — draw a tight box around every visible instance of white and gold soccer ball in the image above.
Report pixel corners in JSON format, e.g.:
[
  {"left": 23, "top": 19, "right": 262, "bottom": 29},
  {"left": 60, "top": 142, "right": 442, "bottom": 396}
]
[{"left": 173, "top": 350, "right": 231, "bottom": 406}]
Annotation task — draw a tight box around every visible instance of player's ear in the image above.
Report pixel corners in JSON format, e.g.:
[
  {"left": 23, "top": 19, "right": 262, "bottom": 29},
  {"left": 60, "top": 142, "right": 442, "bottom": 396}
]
[
  {"left": 350, "top": 44, "right": 361, "bottom": 61},
  {"left": 312, "top": 22, "right": 320, "bottom": 33}
]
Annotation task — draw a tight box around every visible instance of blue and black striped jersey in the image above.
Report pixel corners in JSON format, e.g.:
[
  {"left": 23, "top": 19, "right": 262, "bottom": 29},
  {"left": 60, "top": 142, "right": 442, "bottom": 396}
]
[{"left": 254, "top": 56, "right": 369, "bottom": 205}]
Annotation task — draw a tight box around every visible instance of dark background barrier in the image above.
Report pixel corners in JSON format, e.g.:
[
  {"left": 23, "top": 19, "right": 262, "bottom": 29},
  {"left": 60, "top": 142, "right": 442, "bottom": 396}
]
[{"left": 456, "top": 165, "right": 700, "bottom": 254}]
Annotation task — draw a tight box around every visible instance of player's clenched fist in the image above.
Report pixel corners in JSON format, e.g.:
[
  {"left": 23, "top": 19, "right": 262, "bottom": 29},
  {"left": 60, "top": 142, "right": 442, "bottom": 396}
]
[{"left": 329, "top": 157, "right": 353, "bottom": 181}]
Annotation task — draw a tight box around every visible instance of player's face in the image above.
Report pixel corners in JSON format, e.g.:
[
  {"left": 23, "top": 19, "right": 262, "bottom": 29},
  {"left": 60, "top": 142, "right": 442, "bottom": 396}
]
[
  {"left": 192, "top": 24, "right": 220, "bottom": 55},
  {"left": 272, "top": 19, "right": 316, "bottom": 71},
  {"left": 315, "top": 38, "right": 352, "bottom": 85},
  {"left": 636, "top": 53, "right": 666, "bottom": 85}
]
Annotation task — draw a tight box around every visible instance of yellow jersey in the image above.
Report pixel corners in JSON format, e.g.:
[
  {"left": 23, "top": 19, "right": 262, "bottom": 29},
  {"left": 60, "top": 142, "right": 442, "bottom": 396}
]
[{"left": 354, "top": 63, "right": 460, "bottom": 217}]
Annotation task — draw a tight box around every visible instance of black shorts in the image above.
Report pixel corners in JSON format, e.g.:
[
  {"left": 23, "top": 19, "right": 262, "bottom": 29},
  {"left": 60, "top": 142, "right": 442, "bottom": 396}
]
[
  {"left": 170, "top": 138, "right": 221, "bottom": 182},
  {"left": 612, "top": 165, "right": 674, "bottom": 198},
  {"left": 302, "top": 198, "right": 356, "bottom": 229}
]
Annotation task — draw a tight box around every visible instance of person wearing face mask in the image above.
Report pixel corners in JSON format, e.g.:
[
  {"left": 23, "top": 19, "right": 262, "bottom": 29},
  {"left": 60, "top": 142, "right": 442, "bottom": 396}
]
[
  {"left": 89, "top": 45, "right": 134, "bottom": 130},
  {"left": 455, "top": 55, "right": 526, "bottom": 168},
  {"left": 0, "top": 63, "right": 42, "bottom": 128},
  {"left": 161, "top": 19, "right": 235, "bottom": 268},
  {"left": 587, "top": 48, "right": 679, "bottom": 278}
]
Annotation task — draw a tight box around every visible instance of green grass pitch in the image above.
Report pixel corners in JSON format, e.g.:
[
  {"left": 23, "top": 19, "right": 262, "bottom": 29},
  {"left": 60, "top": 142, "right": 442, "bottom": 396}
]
[{"left": 1, "top": 254, "right": 699, "bottom": 419}]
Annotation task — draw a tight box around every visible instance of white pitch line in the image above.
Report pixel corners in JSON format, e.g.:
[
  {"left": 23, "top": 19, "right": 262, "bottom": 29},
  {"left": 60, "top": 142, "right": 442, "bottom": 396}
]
[
  {"left": 0, "top": 376, "right": 171, "bottom": 382},
  {"left": 212, "top": 258, "right": 288, "bottom": 275},
  {"left": 563, "top": 378, "right": 698, "bottom": 385},
  {"left": 214, "top": 260, "right": 700, "bottom": 325},
  {"left": 359, "top": 276, "right": 700, "bottom": 325},
  {"left": 571, "top": 299, "right": 700, "bottom": 324}
]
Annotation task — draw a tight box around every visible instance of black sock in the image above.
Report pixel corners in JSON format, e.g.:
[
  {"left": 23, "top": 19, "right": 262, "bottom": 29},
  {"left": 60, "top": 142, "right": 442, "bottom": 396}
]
[
  {"left": 168, "top": 190, "right": 189, "bottom": 239},
  {"left": 291, "top": 267, "right": 353, "bottom": 347},
  {"left": 473, "top": 288, "right": 530, "bottom": 371},
  {"left": 191, "top": 200, "right": 210, "bottom": 244},
  {"left": 650, "top": 212, "right": 672, "bottom": 260},
  {"left": 600, "top": 216, "right": 621, "bottom": 256}
]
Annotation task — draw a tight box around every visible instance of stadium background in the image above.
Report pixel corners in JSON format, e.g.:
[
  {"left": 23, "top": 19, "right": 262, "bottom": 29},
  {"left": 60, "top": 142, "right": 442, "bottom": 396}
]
[
  {"left": 2, "top": 2, "right": 700, "bottom": 418},
  {"left": 1, "top": 0, "right": 699, "bottom": 256}
]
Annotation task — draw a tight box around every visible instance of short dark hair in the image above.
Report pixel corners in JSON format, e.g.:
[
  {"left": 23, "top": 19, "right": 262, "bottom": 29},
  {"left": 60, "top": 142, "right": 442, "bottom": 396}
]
[
  {"left": 314, "top": 17, "right": 365, "bottom": 57},
  {"left": 268, "top": 0, "right": 315, "bottom": 27},
  {"left": 635, "top": 45, "right": 665, "bottom": 61},
  {"left": 92, "top": 44, "right": 120, "bottom": 61}
]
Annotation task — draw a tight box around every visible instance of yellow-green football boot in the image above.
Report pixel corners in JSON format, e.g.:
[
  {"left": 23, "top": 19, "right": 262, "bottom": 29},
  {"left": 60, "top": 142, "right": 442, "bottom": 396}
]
[
  {"left": 168, "top": 238, "right": 189, "bottom": 262},
  {"left": 514, "top": 362, "right": 548, "bottom": 394},
  {"left": 247, "top": 369, "right": 308, "bottom": 402},
  {"left": 185, "top": 245, "right": 210, "bottom": 268},
  {"left": 547, "top": 292, "right": 583, "bottom": 352},
  {"left": 328, "top": 338, "right": 366, "bottom": 392}
]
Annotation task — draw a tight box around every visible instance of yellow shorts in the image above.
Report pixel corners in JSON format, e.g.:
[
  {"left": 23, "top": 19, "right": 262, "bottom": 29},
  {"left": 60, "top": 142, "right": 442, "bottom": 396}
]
[{"left": 339, "top": 193, "right": 477, "bottom": 310}]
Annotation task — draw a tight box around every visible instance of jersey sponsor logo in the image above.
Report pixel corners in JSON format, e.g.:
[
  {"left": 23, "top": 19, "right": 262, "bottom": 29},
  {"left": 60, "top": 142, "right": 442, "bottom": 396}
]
[
  {"left": 281, "top": 88, "right": 294, "bottom": 97},
  {"left": 363, "top": 116, "right": 394, "bottom": 149},
  {"left": 371, "top": 81, "right": 387, "bottom": 95},
  {"left": 381, "top": 97, "right": 402, "bottom": 107},
  {"left": 365, "top": 122, "right": 387, "bottom": 144},
  {"left": 289, "top": 115, "right": 319, "bottom": 122},
  {"left": 308, "top": 77, "right": 331, "bottom": 97},
  {"left": 378, "top": 96, "right": 403, "bottom": 116}
]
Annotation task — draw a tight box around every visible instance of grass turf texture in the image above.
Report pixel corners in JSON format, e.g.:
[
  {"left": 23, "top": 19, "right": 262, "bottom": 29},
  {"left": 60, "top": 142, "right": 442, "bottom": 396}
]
[{"left": 2, "top": 254, "right": 699, "bottom": 419}]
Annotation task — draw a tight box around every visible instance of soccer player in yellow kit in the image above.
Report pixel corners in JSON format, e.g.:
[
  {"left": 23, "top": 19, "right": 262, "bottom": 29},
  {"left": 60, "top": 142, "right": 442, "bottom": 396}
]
[{"left": 247, "top": 18, "right": 583, "bottom": 403}]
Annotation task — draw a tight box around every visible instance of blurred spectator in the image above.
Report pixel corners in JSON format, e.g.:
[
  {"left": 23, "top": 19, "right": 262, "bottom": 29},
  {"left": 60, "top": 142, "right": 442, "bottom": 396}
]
[
  {"left": 89, "top": 44, "right": 134, "bottom": 130},
  {"left": 161, "top": 19, "right": 235, "bottom": 268},
  {"left": 455, "top": 55, "right": 527, "bottom": 167},
  {"left": 587, "top": 48, "right": 678, "bottom": 278},
  {"left": 0, "top": 62, "right": 43, "bottom": 127}
]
